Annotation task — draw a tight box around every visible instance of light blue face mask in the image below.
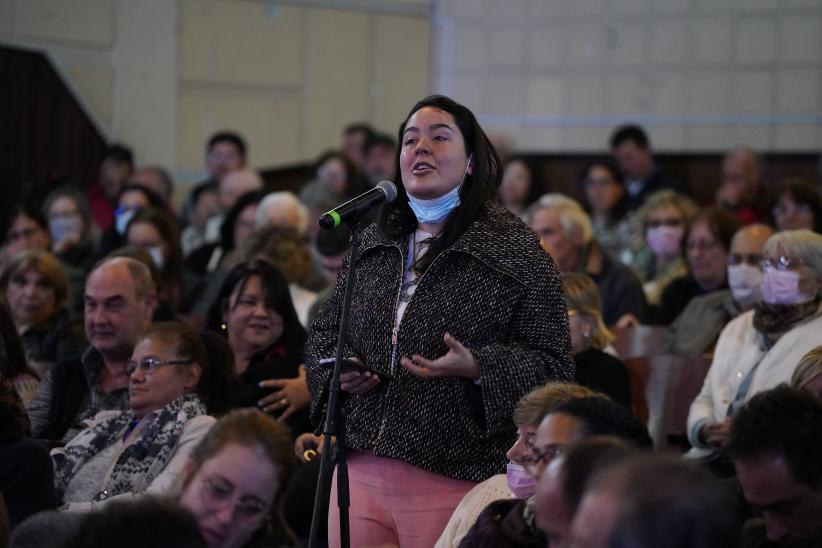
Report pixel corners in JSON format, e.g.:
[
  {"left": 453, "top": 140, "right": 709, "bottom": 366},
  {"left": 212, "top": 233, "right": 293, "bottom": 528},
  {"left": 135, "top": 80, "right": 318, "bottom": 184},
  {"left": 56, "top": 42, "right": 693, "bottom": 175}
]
[{"left": 407, "top": 154, "right": 473, "bottom": 224}]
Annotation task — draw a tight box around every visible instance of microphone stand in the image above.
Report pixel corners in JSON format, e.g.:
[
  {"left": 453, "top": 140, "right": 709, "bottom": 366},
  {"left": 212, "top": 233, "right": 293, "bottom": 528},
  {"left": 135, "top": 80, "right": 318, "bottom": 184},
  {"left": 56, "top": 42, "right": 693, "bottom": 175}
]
[{"left": 308, "top": 223, "right": 362, "bottom": 548}]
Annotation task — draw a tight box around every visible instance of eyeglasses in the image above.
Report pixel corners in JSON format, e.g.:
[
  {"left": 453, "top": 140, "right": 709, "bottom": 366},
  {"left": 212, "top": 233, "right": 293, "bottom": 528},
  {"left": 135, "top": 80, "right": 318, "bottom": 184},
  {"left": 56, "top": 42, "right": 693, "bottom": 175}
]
[
  {"left": 728, "top": 253, "right": 763, "bottom": 267},
  {"left": 761, "top": 256, "right": 804, "bottom": 271},
  {"left": 7, "top": 227, "right": 42, "bottom": 242},
  {"left": 773, "top": 203, "right": 810, "bottom": 217},
  {"left": 646, "top": 218, "right": 683, "bottom": 229},
  {"left": 199, "top": 476, "right": 269, "bottom": 520},
  {"left": 525, "top": 443, "right": 564, "bottom": 476},
  {"left": 125, "top": 357, "right": 192, "bottom": 375}
]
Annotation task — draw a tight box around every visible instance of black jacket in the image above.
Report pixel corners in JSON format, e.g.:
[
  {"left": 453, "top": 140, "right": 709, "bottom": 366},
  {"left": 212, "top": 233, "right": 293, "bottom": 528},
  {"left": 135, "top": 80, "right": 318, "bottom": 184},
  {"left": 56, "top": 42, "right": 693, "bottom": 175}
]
[{"left": 305, "top": 202, "right": 574, "bottom": 481}]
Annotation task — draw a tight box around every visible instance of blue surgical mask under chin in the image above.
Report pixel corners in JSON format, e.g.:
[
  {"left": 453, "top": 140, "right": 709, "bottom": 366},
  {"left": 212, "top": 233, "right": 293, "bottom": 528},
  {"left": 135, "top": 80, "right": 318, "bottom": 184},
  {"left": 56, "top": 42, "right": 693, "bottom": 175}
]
[{"left": 407, "top": 154, "right": 473, "bottom": 224}]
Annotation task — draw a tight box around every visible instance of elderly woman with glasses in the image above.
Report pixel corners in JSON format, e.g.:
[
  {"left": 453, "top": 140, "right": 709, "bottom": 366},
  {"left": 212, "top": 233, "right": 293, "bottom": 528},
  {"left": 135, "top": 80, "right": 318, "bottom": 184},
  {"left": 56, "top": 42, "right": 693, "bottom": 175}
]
[
  {"left": 51, "top": 322, "right": 215, "bottom": 511},
  {"left": 687, "top": 229, "right": 822, "bottom": 462}
]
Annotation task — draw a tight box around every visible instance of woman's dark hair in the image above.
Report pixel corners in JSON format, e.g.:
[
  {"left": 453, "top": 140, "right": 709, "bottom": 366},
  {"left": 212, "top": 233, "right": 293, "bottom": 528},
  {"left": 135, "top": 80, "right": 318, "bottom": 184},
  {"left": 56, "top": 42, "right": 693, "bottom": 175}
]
[
  {"left": 579, "top": 158, "right": 630, "bottom": 223},
  {"left": 501, "top": 155, "right": 544, "bottom": 209},
  {"left": 683, "top": 207, "right": 743, "bottom": 257},
  {"left": 0, "top": 304, "right": 38, "bottom": 380},
  {"left": 219, "top": 190, "right": 263, "bottom": 250},
  {"left": 141, "top": 322, "right": 238, "bottom": 416},
  {"left": 5, "top": 202, "right": 49, "bottom": 236},
  {"left": 379, "top": 94, "right": 502, "bottom": 274},
  {"left": 206, "top": 260, "right": 306, "bottom": 355},
  {"left": 116, "top": 183, "right": 166, "bottom": 211},
  {"left": 774, "top": 178, "right": 822, "bottom": 233},
  {"left": 125, "top": 208, "right": 183, "bottom": 286}
]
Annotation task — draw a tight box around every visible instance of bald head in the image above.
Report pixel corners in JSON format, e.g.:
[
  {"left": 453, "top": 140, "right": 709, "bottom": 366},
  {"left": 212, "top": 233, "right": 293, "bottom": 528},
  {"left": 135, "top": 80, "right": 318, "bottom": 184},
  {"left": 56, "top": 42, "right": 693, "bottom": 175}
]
[
  {"left": 85, "top": 257, "right": 156, "bottom": 360},
  {"left": 219, "top": 169, "right": 263, "bottom": 212},
  {"left": 730, "top": 224, "right": 774, "bottom": 258}
]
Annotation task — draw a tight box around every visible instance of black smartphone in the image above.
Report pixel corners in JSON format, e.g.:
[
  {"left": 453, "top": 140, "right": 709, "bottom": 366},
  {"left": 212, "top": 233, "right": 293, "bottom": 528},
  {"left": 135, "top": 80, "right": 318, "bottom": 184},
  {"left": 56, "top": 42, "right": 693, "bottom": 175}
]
[{"left": 320, "top": 358, "right": 394, "bottom": 382}]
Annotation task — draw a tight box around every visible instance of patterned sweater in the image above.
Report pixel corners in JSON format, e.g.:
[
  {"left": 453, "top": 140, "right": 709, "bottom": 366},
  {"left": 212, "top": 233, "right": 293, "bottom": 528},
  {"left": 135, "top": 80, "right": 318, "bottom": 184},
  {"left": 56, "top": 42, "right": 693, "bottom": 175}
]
[{"left": 306, "top": 202, "right": 573, "bottom": 481}]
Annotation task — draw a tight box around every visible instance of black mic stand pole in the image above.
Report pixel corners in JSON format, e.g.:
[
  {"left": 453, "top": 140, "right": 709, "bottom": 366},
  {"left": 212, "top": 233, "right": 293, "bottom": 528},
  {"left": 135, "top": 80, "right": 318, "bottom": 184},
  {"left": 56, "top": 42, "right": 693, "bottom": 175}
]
[{"left": 308, "top": 223, "right": 362, "bottom": 548}]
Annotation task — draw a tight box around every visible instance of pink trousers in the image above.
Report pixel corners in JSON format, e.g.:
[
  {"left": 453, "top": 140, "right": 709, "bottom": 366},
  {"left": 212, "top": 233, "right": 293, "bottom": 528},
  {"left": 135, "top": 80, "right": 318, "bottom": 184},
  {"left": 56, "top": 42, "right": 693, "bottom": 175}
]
[{"left": 328, "top": 451, "right": 476, "bottom": 548}]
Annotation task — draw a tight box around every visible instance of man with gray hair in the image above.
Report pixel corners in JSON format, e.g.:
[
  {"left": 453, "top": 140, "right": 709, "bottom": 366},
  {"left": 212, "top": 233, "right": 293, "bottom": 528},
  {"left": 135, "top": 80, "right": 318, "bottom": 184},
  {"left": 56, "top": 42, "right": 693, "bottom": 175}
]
[
  {"left": 26, "top": 257, "right": 157, "bottom": 442},
  {"left": 256, "top": 191, "right": 309, "bottom": 237},
  {"left": 526, "top": 194, "right": 646, "bottom": 325}
]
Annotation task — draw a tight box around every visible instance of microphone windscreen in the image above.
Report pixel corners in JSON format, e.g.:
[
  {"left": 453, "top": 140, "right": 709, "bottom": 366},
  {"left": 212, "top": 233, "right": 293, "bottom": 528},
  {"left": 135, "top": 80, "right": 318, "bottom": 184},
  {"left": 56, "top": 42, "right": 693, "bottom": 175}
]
[{"left": 376, "top": 180, "right": 397, "bottom": 203}]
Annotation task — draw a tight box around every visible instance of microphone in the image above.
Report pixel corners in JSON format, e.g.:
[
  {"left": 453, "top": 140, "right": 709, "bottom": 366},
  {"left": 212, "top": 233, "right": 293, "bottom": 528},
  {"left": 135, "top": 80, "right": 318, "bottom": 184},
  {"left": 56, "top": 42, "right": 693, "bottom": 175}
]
[{"left": 318, "top": 180, "right": 397, "bottom": 229}]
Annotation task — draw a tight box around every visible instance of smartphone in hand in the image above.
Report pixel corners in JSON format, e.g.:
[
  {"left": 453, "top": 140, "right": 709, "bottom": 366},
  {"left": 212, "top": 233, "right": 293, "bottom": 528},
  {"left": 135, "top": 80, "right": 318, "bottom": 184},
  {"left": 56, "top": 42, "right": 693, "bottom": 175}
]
[{"left": 319, "top": 357, "right": 394, "bottom": 382}]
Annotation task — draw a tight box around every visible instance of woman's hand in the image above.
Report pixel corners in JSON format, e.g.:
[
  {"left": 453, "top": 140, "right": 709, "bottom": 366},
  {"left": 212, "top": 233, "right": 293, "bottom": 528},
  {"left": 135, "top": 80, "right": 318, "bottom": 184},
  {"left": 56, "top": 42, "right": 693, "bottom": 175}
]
[
  {"left": 340, "top": 357, "right": 381, "bottom": 394},
  {"left": 401, "top": 333, "right": 479, "bottom": 380},
  {"left": 258, "top": 367, "right": 310, "bottom": 421},
  {"left": 294, "top": 432, "right": 333, "bottom": 463}
]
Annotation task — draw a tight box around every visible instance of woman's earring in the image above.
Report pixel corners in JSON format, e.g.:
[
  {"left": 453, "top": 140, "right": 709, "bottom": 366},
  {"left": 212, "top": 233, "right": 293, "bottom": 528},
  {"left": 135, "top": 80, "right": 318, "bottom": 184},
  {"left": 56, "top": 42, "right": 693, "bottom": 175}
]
[{"left": 220, "top": 323, "right": 227, "bottom": 332}]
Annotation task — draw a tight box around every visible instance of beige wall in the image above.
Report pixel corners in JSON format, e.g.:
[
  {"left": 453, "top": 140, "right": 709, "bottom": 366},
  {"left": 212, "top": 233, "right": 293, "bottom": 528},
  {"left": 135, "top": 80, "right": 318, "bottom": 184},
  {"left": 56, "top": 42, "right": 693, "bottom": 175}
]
[
  {"left": 0, "top": 0, "right": 430, "bottom": 196},
  {"left": 433, "top": 0, "right": 822, "bottom": 152}
]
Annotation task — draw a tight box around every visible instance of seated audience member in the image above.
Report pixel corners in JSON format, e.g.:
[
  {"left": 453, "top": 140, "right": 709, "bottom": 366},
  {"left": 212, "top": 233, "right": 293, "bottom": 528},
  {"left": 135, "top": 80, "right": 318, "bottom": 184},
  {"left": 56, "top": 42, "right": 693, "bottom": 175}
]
[
  {"left": 12, "top": 408, "right": 294, "bottom": 548},
  {"left": 203, "top": 168, "right": 264, "bottom": 245},
  {"left": 88, "top": 144, "right": 134, "bottom": 231},
  {"left": 363, "top": 132, "right": 397, "bottom": 188},
  {"left": 125, "top": 207, "right": 205, "bottom": 316},
  {"left": 0, "top": 305, "right": 37, "bottom": 406},
  {"left": 609, "top": 124, "right": 686, "bottom": 210},
  {"left": 187, "top": 190, "right": 262, "bottom": 276},
  {"left": 43, "top": 186, "right": 98, "bottom": 271},
  {"left": 460, "top": 397, "right": 651, "bottom": 548},
  {"left": 26, "top": 257, "right": 156, "bottom": 442},
  {"left": 241, "top": 226, "right": 318, "bottom": 327},
  {"left": 299, "top": 181, "right": 340, "bottom": 250},
  {"left": 3, "top": 203, "right": 85, "bottom": 313},
  {"left": 497, "top": 156, "right": 543, "bottom": 219},
  {"left": 61, "top": 498, "right": 206, "bottom": 548},
  {"left": 341, "top": 122, "right": 375, "bottom": 171},
  {"left": 630, "top": 190, "right": 697, "bottom": 307},
  {"left": 0, "top": 250, "right": 86, "bottom": 383},
  {"left": 772, "top": 178, "right": 822, "bottom": 233},
  {"left": 181, "top": 183, "right": 220, "bottom": 257},
  {"left": 687, "top": 230, "right": 822, "bottom": 462},
  {"left": 791, "top": 346, "right": 822, "bottom": 400},
  {"left": 570, "top": 454, "right": 736, "bottom": 548},
  {"left": 649, "top": 207, "right": 743, "bottom": 325},
  {"left": 306, "top": 224, "right": 352, "bottom": 325},
  {"left": 534, "top": 438, "right": 638, "bottom": 548},
  {"left": 580, "top": 158, "right": 638, "bottom": 265},
  {"left": 665, "top": 223, "right": 773, "bottom": 357},
  {"left": 715, "top": 147, "right": 768, "bottom": 224},
  {"left": 729, "top": 386, "right": 822, "bottom": 547},
  {"left": 561, "top": 273, "right": 631, "bottom": 407},
  {"left": 435, "top": 383, "right": 600, "bottom": 548},
  {"left": 526, "top": 194, "right": 646, "bottom": 325},
  {"left": 298, "top": 151, "right": 362, "bottom": 207},
  {"left": 130, "top": 166, "right": 175, "bottom": 210},
  {"left": 180, "top": 131, "right": 246, "bottom": 228},
  {"left": 256, "top": 191, "right": 309, "bottom": 237},
  {"left": 51, "top": 322, "right": 215, "bottom": 511},
  {"left": 97, "top": 183, "right": 167, "bottom": 259},
  {"left": 206, "top": 260, "right": 309, "bottom": 435}
]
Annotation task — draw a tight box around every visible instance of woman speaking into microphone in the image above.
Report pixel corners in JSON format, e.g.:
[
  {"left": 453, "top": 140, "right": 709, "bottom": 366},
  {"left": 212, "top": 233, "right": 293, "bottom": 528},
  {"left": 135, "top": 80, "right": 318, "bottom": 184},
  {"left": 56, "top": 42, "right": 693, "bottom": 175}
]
[{"left": 305, "top": 95, "right": 573, "bottom": 547}]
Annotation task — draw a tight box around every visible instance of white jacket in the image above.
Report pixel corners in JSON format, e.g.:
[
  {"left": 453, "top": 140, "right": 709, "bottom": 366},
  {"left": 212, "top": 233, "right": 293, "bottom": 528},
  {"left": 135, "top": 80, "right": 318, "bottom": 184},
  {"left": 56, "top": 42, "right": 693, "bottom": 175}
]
[{"left": 687, "top": 308, "right": 822, "bottom": 456}]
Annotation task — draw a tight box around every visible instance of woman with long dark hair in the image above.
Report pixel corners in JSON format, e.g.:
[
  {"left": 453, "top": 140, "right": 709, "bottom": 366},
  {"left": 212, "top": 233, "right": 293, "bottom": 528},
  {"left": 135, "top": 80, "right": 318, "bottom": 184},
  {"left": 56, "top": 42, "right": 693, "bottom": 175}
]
[{"left": 305, "top": 95, "right": 573, "bottom": 547}]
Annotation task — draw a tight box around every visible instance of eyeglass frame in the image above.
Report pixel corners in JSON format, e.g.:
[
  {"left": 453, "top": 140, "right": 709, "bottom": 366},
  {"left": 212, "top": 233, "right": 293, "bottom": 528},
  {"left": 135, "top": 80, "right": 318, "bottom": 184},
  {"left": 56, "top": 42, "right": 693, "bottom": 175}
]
[
  {"left": 125, "top": 357, "right": 193, "bottom": 376},
  {"left": 525, "top": 443, "right": 565, "bottom": 473},
  {"left": 198, "top": 476, "right": 271, "bottom": 520},
  {"left": 761, "top": 256, "right": 805, "bottom": 271}
]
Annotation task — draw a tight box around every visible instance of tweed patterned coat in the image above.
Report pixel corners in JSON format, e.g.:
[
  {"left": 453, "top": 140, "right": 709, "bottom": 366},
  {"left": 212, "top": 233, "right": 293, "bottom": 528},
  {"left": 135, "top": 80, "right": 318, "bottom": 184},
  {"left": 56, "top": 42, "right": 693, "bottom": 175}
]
[{"left": 305, "top": 202, "right": 574, "bottom": 482}]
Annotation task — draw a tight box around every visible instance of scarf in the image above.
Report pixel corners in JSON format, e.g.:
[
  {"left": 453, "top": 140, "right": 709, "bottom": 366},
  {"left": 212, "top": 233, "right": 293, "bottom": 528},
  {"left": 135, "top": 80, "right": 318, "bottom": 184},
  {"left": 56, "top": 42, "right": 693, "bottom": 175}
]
[
  {"left": 752, "top": 299, "right": 821, "bottom": 344},
  {"left": 53, "top": 393, "right": 207, "bottom": 502}
]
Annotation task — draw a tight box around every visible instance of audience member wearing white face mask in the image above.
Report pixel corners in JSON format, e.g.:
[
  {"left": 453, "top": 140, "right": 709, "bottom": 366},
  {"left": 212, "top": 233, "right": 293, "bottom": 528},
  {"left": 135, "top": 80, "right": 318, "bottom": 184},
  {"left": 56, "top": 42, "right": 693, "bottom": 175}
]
[
  {"left": 664, "top": 224, "right": 773, "bottom": 357},
  {"left": 686, "top": 229, "right": 822, "bottom": 463}
]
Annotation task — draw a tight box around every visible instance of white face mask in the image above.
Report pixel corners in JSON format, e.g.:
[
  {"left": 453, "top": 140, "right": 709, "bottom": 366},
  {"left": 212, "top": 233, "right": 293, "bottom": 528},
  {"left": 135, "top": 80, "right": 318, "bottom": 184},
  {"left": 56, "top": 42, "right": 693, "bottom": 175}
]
[
  {"left": 407, "top": 154, "right": 473, "bottom": 224},
  {"left": 727, "top": 264, "right": 763, "bottom": 307},
  {"left": 147, "top": 246, "right": 165, "bottom": 270},
  {"left": 761, "top": 266, "right": 816, "bottom": 305}
]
